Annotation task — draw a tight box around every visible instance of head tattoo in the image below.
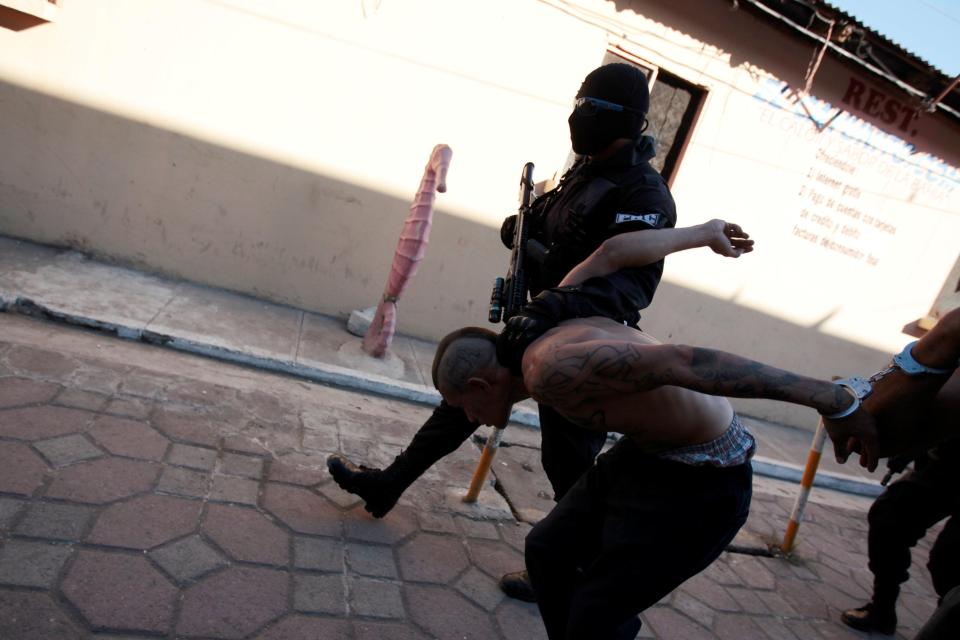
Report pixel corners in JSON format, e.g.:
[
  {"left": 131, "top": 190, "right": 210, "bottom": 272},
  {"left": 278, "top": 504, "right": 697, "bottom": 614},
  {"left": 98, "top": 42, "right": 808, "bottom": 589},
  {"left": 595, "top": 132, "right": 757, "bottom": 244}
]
[{"left": 431, "top": 327, "right": 499, "bottom": 392}]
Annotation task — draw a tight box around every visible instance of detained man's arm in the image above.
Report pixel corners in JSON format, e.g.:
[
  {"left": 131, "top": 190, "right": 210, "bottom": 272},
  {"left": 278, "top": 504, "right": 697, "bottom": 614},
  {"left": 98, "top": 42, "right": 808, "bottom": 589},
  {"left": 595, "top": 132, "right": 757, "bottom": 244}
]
[
  {"left": 524, "top": 337, "right": 878, "bottom": 467},
  {"left": 527, "top": 339, "right": 849, "bottom": 413},
  {"left": 558, "top": 220, "right": 753, "bottom": 287}
]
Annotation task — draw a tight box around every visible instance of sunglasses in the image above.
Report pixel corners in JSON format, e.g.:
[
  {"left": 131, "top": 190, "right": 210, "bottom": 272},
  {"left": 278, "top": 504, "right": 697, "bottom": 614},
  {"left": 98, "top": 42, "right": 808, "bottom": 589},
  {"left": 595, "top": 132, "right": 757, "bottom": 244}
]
[{"left": 573, "top": 96, "right": 643, "bottom": 116}]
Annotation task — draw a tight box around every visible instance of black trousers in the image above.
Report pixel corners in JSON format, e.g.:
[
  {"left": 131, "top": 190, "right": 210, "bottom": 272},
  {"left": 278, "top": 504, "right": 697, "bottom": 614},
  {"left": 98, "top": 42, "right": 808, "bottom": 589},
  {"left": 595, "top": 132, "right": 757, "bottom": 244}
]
[
  {"left": 524, "top": 437, "right": 753, "bottom": 640},
  {"left": 867, "top": 451, "right": 960, "bottom": 605},
  {"left": 397, "top": 401, "right": 606, "bottom": 500},
  {"left": 915, "top": 584, "right": 960, "bottom": 640}
]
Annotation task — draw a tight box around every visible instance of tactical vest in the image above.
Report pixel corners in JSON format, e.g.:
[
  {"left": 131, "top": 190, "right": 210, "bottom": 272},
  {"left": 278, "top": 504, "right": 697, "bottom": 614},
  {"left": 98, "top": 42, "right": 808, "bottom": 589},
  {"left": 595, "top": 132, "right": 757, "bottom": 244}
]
[{"left": 526, "top": 165, "right": 618, "bottom": 296}]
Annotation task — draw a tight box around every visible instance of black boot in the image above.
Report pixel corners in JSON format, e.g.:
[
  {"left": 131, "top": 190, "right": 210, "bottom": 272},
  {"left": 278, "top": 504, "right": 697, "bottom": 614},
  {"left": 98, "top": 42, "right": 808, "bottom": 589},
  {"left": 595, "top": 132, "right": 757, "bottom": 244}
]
[
  {"left": 328, "top": 401, "right": 480, "bottom": 518},
  {"left": 326, "top": 455, "right": 406, "bottom": 518},
  {"left": 841, "top": 602, "right": 897, "bottom": 635},
  {"left": 499, "top": 570, "right": 537, "bottom": 603}
]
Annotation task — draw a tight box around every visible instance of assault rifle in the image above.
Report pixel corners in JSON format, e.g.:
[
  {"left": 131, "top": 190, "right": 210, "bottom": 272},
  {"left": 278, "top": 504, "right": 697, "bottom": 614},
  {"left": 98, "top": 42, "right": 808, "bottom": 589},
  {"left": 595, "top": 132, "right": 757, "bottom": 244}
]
[{"left": 489, "top": 162, "right": 547, "bottom": 323}]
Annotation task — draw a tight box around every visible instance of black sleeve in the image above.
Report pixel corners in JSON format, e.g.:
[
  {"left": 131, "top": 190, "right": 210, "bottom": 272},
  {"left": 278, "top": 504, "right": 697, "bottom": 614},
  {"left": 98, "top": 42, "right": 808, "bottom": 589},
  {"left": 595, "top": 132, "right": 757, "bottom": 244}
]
[
  {"left": 559, "top": 180, "right": 676, "bottom": 321},
  {"left": 567, "top": 262, "right": 664, "bottom": 321}
]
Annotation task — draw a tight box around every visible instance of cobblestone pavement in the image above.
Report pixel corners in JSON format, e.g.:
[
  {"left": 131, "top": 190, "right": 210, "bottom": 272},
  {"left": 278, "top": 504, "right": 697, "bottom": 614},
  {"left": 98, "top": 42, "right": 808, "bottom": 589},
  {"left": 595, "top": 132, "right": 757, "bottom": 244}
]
[{"left": 0, "top": 313, "right": 943, "bottom": 639}]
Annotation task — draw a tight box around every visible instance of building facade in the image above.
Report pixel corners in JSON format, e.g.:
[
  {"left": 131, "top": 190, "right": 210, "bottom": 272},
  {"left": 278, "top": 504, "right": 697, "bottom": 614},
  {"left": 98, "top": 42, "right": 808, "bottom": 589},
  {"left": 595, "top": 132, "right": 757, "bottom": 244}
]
[{"left": 1, "top": 0, "right": 957, "bottom": 428}]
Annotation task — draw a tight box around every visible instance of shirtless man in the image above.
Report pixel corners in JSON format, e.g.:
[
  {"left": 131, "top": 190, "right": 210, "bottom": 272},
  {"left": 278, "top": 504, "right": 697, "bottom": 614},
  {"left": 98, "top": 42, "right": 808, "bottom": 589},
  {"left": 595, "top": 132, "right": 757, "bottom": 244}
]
[{"left": 432, "top": 318, "right": 859, "bottom": 639}]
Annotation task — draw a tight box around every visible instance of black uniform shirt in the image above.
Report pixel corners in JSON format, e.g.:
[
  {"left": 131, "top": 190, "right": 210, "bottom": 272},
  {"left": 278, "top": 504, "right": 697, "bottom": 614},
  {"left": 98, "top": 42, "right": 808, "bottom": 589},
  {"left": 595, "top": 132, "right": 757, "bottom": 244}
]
[{"left": 526, "top": 136, "right": 678, "bottom": 323}]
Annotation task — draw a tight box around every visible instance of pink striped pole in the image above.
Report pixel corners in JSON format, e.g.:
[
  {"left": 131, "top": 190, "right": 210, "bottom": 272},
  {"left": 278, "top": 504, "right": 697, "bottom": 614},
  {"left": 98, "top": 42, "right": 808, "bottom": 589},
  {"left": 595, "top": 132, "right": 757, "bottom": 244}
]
[{"left": 363, "top": 144, "right": 452, "bottom": 358}]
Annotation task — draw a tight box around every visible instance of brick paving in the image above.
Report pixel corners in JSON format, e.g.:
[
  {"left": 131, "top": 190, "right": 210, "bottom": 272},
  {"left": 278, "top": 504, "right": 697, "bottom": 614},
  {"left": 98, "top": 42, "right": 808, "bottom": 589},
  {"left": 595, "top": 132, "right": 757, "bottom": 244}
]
[{"left": 0, "top": 315, "right": 945, "bottom": 639}]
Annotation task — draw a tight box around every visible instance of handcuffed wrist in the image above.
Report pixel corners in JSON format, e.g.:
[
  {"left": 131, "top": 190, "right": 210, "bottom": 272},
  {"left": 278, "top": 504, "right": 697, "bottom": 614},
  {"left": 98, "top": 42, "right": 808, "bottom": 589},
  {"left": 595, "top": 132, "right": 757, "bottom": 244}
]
[
  {"left": 893, "top": 341, "right": 957, "bottom": 376},
  {"left": 821, "top": 377, "right": 872, "bottom": 419}
]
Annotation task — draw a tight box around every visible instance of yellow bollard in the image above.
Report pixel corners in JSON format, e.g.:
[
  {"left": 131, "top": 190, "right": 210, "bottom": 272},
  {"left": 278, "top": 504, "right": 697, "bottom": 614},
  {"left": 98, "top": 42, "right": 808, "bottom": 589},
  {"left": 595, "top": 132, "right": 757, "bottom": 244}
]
[
  {"left": 463, "top": 428, "right": 504, "bottom": 503},
  {"left": 780, "top": 419, "right": 827, "bottom": 553}
]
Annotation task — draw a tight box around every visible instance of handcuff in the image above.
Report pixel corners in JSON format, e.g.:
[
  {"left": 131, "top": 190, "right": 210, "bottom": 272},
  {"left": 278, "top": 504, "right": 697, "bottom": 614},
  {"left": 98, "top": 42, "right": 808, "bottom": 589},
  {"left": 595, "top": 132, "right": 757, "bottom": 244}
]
[
  {"left": 891, "top": 340, "right": 956, "bottom": 376},
  {"left": 822, "top": 341, "right": 957, "bottom": 420},
  {"left": 822, "top": 376, "right": 872, "bottom": 419}
]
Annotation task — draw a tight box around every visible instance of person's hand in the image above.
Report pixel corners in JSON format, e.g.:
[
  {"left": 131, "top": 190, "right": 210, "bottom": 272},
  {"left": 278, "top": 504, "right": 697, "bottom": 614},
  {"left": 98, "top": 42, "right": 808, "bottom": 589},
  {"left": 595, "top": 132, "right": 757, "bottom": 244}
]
[
  {"left": 497, "top": 289, "right": 568, "bottom": 373},
  {"left": 823, "top": 407, "right": 880, "bottom": 472},
  {"left": 704, "top": 219, "right": 754, "bottom": 257},
  {"left": 497, "top": 308, "right": 556, "bottom": 374}
]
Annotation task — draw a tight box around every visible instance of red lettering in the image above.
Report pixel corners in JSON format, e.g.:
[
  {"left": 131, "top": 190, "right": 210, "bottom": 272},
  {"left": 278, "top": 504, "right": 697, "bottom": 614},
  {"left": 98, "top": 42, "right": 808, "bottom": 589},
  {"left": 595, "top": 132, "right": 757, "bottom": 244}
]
[
  {"left": 900, "top": 106, "right": 916, "bottom": 132},
  {"left": 841, "top": 77, "right": 865, "bottom": 109},
  {"left": 864, "top": 88, "right": 885, "bottom": 116},
  {"left": 881, "top": 98, "right": 900, "bottom": 124}
]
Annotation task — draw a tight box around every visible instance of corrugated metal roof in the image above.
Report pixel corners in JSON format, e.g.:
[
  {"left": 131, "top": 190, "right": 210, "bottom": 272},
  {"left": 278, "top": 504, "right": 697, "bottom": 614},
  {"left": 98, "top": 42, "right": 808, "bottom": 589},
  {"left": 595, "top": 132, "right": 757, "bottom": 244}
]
[
  {"left": 816, "top": 0, "right": 952, "bottom": 78},
  {"left": 736, "top": 0, "right": 959, "bottom": 120}
]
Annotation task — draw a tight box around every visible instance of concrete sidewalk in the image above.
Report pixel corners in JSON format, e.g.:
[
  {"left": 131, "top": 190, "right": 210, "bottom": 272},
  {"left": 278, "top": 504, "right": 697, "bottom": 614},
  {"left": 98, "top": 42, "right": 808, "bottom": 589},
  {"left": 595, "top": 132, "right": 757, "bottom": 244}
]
[
  {"left": 0, "top": 311, "right": 944, "bottom": 640},
  {"left": 0, "top": 235, "right": 885, "bottom": 496}
]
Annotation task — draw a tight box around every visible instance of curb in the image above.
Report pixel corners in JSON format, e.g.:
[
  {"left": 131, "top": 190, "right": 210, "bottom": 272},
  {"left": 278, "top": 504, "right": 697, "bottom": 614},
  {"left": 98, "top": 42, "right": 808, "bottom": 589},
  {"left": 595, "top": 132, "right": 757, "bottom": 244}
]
[
  {"left": 0, "top": 295, "right": 882, "bottom": 497},
  {"left": 0, "top": 295, "right": 542, "bottom": 426},
  {"left": 752, "top": 456, "right": 882, "bottom": 497}
]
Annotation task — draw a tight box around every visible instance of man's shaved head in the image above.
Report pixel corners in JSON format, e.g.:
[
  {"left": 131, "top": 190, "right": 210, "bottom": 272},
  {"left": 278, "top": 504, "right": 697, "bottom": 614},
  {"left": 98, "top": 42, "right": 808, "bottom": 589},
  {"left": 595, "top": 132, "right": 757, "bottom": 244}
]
[{"left": 432, "top": 327, "right": 499, "bottom": 392}]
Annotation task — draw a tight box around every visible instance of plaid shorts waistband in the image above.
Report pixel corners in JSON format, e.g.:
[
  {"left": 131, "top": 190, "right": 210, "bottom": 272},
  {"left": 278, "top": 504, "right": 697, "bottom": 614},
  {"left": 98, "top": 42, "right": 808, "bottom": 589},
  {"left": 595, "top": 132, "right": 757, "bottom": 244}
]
[{"left": 657, "top": 413, "right": 756, "bottom": 468}]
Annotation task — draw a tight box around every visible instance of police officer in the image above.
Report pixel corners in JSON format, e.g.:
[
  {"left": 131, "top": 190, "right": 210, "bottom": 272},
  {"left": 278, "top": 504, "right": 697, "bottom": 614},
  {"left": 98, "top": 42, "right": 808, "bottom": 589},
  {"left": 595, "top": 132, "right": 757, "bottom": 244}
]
[
  {"left": 841, "top": 438, "right": 960, "bottom": 635},
  {"left": 327, "top": 62, "right": 677, "bottom": 603}
]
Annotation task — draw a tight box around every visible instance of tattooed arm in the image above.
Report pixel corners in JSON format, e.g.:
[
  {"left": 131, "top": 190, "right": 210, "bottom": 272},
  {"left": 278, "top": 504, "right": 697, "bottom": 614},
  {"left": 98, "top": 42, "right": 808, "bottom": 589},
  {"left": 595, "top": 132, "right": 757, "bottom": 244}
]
[
  {"left": 526, "top": 338, "right": 855, "bottom": 416},
  {"left": 524, "top": 327, "right": 878, "bottom": 468}
]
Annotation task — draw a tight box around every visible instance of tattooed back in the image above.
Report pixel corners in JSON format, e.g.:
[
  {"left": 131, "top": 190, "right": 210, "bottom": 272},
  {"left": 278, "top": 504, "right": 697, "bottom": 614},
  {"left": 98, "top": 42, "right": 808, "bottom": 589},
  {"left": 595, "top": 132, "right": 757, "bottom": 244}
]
[{"left": 522, "top": 318, "right": 735, "bottom": 453}]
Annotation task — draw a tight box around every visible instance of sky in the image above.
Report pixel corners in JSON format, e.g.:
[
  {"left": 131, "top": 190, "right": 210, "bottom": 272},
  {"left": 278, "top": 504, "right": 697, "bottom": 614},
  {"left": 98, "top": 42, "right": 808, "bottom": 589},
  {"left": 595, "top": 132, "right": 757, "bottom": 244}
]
[{"left": 826, "top": 0, "right": 960, "bottom": 77}]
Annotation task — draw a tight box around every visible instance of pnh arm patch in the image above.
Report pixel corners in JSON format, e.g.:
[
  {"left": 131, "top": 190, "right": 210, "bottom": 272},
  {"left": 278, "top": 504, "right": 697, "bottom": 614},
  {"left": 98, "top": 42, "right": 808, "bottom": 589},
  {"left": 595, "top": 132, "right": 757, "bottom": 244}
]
[{"left": 614, "top": 212, "right": 663, "bottom": 227}]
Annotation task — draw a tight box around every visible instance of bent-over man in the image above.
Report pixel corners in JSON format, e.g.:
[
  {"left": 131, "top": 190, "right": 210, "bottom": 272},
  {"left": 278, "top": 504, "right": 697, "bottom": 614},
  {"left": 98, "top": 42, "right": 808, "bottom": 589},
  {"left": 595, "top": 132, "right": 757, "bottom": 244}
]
[
  {"left": 432, "top": 318, "right": 860, "bottom": 639},
  {"left": 330, "top": 61, "right": 678, "bottom": 602}
]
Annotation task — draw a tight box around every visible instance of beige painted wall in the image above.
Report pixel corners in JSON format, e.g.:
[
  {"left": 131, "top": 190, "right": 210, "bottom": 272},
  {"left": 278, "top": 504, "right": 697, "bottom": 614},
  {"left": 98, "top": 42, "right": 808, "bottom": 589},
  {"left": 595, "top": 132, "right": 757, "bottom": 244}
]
[
  {"left": 0, "top": 0, "right": 602, "bottom": 331},
  {"left": 605, "top": 0, "right": 960, "bottom": 425},
  {"left": 1, "top": 0, "right": 958, "bottom": 428}
]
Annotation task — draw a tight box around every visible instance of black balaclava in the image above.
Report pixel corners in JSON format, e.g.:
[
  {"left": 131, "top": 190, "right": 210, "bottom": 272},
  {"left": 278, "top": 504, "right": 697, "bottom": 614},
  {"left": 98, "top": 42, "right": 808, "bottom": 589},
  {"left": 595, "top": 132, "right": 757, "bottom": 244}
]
[{"left": 568, "top": 63, "right": 650, "bottom": 156}]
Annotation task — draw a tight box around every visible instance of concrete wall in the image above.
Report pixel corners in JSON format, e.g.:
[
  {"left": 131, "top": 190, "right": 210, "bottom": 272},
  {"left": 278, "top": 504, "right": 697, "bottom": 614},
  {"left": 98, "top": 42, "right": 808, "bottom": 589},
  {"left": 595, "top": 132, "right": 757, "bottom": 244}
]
[
  {"left": 605, "top": 0, "right": 960, "bottom": 425},
  {"left": 1, "top": 0, "right": 958, "bottom": 428},
  {"left": 0, "top": 0, "right": 599, "bottom": 334}
]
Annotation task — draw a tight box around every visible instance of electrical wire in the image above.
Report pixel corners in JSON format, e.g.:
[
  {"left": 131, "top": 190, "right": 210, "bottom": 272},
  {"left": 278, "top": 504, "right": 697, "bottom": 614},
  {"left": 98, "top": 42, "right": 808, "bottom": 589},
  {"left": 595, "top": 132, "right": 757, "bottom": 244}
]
[
  {"left": 535, "top": 0, "right": 958, "bottom": 120},
  {"left": 739, "top": 0, "right": 960, "bottom": 119},
  {"left": 528, "top": 0, "right": 958, "bottom": 183}
]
